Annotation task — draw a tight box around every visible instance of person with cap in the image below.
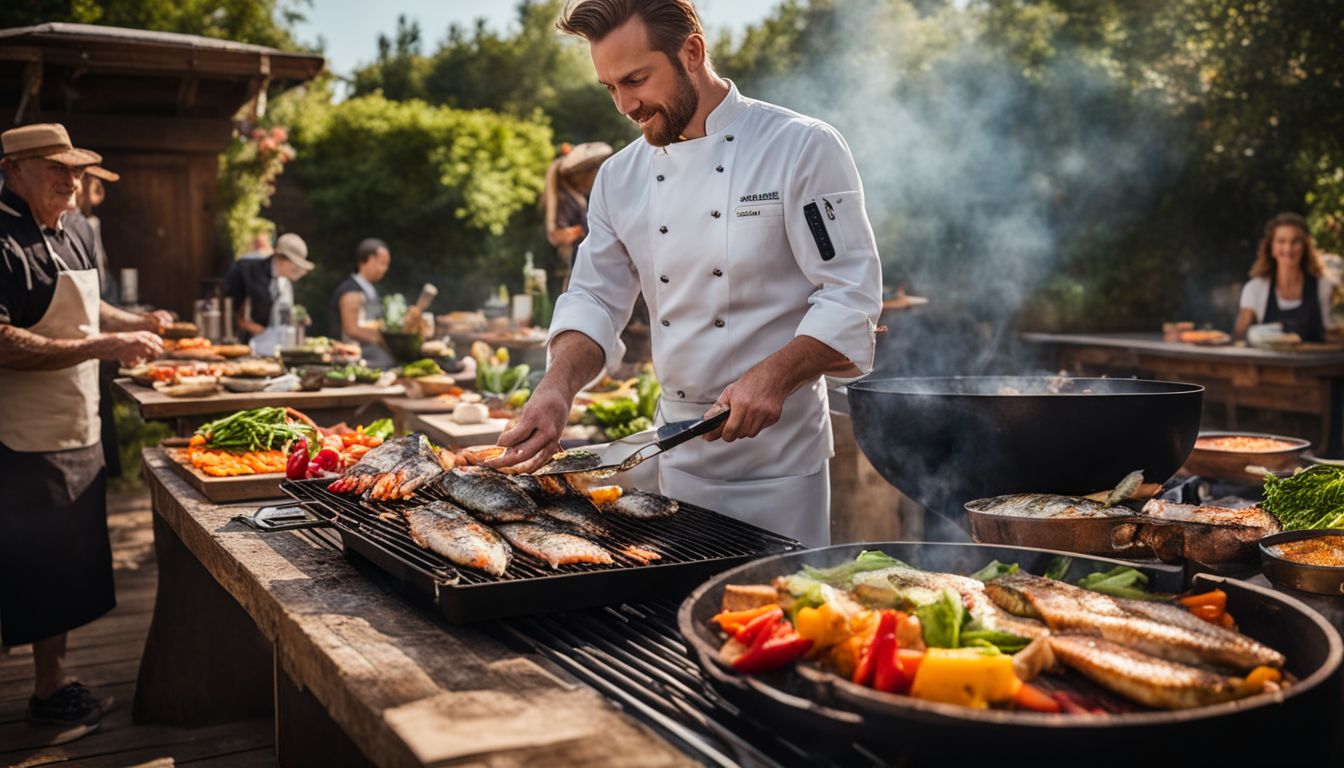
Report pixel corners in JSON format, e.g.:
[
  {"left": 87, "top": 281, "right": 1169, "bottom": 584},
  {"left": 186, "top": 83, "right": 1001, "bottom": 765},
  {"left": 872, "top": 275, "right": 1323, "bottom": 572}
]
[
  {"left": 543, "top": 141, "right": 613, "bottom": 289},
  {"left": 330, "top": 237, "right": 396, "bottom": 368},
  {"left": 223, "top": 230, "right": 313, "bottom": 355},
  {"left": 0, "top": 123, "right": 171, "bottom": 732},
  {"left": 490, "top": 1, "right": 883, "bottom": 547}
]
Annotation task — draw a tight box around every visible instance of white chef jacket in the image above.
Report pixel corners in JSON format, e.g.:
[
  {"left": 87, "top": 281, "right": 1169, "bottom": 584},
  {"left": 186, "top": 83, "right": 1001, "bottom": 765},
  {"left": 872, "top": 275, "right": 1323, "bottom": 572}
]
[{"left": 548, "top": 81, "right": 882, "bottom": 544}]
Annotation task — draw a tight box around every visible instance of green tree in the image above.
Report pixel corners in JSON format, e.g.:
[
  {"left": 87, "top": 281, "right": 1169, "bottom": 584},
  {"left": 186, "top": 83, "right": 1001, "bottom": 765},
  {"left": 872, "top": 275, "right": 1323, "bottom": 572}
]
[{"left": 0, "top": 0, "right": 311, "bottom": 50}]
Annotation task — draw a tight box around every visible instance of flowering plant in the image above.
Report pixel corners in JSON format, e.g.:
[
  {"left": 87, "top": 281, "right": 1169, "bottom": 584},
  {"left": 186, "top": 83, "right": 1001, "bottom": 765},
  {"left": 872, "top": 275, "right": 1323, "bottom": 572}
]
[{"left": 218, "top": 125, "right": 297, "bottom": 256}]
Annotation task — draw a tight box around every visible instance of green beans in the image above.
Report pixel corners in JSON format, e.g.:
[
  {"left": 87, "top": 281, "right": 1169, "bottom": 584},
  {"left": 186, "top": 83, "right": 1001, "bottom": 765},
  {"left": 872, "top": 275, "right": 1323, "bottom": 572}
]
[{"left": 196, "top": 407, "right": 309, "bottom": 452}]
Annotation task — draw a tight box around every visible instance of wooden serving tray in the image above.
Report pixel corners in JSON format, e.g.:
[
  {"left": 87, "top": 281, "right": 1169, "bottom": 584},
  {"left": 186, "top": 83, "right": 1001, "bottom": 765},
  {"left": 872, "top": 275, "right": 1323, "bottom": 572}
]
[{"left": 163, "top": 447, "right": 287, "bottom": 502}]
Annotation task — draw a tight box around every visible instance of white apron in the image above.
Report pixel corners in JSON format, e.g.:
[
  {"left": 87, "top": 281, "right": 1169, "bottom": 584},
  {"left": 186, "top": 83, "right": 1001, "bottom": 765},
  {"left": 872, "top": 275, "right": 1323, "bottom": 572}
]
[
  {"left": 250, "top": 274, "right": 294, "bottom": 356},
  {"left": 0, "top": 235, "right": 101, "bottom": 452},
  {"left": 352, "top": 275, "right": 394, "bottom": 368}
]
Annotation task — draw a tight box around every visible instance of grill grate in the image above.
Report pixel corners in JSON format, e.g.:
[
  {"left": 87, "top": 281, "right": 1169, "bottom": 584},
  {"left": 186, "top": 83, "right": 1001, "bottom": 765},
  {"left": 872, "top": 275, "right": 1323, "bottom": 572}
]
[{"left": 282, "top": 477, "right": 801, "bottom": 622}]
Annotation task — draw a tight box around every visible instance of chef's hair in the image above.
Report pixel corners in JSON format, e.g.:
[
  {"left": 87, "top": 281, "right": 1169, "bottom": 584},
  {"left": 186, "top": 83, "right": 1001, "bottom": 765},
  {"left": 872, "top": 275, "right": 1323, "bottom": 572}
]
[
  {"left": 1248, "top": 212, "right": 1324, "bottom": 279},
  {"left": 558, "top": 0, "right": 706, "bottom": 64},
  {"left": 355, "top": 238, "right": 389, "bottom": 266}
]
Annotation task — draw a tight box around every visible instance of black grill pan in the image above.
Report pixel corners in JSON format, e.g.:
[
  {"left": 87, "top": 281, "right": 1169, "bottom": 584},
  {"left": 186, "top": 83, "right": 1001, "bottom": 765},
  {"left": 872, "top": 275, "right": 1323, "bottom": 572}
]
[{"left": 282, "top": 477, "right": 801, "bottom": 622}]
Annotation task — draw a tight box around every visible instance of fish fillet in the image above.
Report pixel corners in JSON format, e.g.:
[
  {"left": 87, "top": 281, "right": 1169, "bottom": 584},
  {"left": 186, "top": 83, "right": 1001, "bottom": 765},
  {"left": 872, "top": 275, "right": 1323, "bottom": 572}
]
[
  {"left": 965, "top": 494, "right": 1134, "bottom": 519},
  {"left": 329, "top": 435, "right": 419, "bottom": 494},
  {"left": 607, "top": 489, "right": 679, "bottom": 519},
  {"left": 1048, "top": 635, "right": 1245, "bottom": 710},
  {"left": 494, "top": 520, "right": 613, "bottom": 569},
  {"left": 403, "top": 501, "right": 512, "bottom": 577},
  {"left": 439, "top": 466, "right": 539, "bottom": 522}
]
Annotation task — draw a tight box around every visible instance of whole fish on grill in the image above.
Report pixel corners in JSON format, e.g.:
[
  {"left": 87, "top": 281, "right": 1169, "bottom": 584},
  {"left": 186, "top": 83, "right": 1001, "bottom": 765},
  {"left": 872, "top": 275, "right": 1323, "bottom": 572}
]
[
  {"left": 367, "top": 434, "right": 446, "bottom": 501},
  {"left": 1047, "top": 635, "right": 1246, "bottom": 710},
  {"left": 510, "top": 473, "right": 576, "bottom": 501},
  {"left": 606, "top": 489, "right": 679, "bottom": 519},
  {"left": 402, "top": 501, "right": 512, "bottom": 576},
  {"left": 438, "top": 465, "right": 538, "bottom": 523},
  {"left": 494, "top": 520, "right": 613, "bottom": 569},
  {"left": 537, "top": 494, "right": 610, "bottom": 537},
  {"left": 985, "top": 572, "right": 1284, "bottom": 671},
  {"left": 328, "top": 435, "right": 421, "bottom": 495},
  {"left": 964, "top": 494, "right": 1135, "bottom": 519}
]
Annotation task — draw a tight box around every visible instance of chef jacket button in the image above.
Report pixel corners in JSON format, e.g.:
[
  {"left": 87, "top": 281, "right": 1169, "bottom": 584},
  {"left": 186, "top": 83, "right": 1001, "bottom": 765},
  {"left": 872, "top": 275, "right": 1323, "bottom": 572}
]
[
  {"left": 657, "top": 174, "right": 665, "bottom": 182},
  {"left": 715, "top": 165, "right": 724, "bottom": 173},
  {"left": 714, "top": 318, "right": 725, "bottom": 328},
  {"left": 711, "top": 210, "right": 721, "bottom": 219},
  {"left": 661, "top": 319, "right": 670, "bottom": 327},
  {"left": 676, "top": 390, "right": 685, "bottom": 399},
  {"left": 660, "top": 275, "right": 669, "bottom": 283},
  {"left": 712, "top": 268, "right": 723, "bottom": 277},
  {"left": 659, "top": 225, "right": 668, "bottom": 234},
  {"left": 726, "top": 135, "right": 735, "bottom": 142}
]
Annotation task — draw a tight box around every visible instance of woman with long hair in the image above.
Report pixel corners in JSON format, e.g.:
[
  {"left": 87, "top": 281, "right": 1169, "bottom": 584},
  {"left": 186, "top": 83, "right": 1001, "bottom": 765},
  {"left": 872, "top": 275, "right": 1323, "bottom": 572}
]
[
  {"left": 1235, "top": 212, "right": 1335, "bottom": 341},
  {"left": 543, "top": 142, "right": 612, "bottom": 290}
]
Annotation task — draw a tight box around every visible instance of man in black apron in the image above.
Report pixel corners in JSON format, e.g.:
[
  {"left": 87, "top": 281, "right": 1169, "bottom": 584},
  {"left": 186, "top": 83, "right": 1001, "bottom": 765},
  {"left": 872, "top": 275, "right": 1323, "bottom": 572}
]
[{"left": 0, "top": 124, "right": 168, "bottom": 733}]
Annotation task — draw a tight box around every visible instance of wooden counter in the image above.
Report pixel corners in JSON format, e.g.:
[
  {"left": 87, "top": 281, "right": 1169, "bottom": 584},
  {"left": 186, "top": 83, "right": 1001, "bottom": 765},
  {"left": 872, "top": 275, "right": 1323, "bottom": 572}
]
[
  {"left": 1023, "top": 332, "right": 1344, "bottom": 453},
  {"left": 134, "top": 449, "right": 692, "bottom": 767},
  {"left": 115, "top": 379, "right": 403, "bottom": 434}
]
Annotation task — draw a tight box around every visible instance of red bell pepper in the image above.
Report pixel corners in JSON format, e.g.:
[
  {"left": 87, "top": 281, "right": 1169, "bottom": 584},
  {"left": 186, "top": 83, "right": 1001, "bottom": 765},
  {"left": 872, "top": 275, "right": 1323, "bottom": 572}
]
[
  {"left": 854, "top": 610, "right": 899, "bottom": 689},
  {"left": 730, "top": 614, "right": 813, "bottom": 674},
  {"left": 307, "top": 448, "right": 341, "bottom": 478},
  {"left": 713, "top": 604, "right": 781, "bottom": 636},
  {"left": 734, "top": 607, "right": 784, "bottom": 646},
  {"left": 285, "top": 438, "right": 309, "bottom": 480},
  {"left": 871, "top": 612, "right": 905, "bottom": 693}
]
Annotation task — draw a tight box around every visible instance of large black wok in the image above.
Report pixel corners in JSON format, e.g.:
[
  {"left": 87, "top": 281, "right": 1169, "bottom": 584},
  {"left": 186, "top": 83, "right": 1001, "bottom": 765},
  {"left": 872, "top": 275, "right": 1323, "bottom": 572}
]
[
  {"left": 678, "top": 542, "right": 1343, "bottom": 763},
  {"left": 847, "top": 376, "right": 1203, "bottom": 518}
]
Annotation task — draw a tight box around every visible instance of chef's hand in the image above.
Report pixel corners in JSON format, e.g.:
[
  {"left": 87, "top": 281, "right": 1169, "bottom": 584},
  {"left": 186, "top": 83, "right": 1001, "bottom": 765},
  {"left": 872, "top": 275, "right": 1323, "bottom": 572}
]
[
  {"left": 703, "top": 367, "right": 790, "bottom": 442},
  {"left": 488, "top": 385, "right": 569, "bottom": 473},
  {"left": 100, "top": 331, "right": 164, "bottom": 367},
  {"left": 142, "top": 310, "right": 175, "bottom": 333}
]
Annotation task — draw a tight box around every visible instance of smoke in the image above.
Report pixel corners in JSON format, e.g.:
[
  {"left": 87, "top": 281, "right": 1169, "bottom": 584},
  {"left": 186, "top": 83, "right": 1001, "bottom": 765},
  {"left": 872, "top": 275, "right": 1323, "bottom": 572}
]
[{"left": 745, "top": 1, "right": 1180, "bottom": 377}]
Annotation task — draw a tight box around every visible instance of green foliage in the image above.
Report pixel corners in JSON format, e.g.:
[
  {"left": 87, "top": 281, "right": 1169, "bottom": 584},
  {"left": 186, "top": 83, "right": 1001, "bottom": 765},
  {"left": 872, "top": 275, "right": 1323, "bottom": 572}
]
[
  {"left": 0, "top": 0, "right": 311, "bottom": 50},
  {"left": 111, "top": 402, "right": 170, "bottom": 492},
  {"left": 280, "top": 93, "right": 553, "bottom": 329}
]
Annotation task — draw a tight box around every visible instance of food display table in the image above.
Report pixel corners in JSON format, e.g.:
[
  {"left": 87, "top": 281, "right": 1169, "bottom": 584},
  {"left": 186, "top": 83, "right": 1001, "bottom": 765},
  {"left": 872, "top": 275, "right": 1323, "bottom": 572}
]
[
  {"left": 133, "top": 449, "right": 692, "bottom": 767},
  {"left": 114, "top": 379, "right": 403, "bottom": 433},
  {"left": 1022, "top": 332, "right": 1344, "bottom": 454}
]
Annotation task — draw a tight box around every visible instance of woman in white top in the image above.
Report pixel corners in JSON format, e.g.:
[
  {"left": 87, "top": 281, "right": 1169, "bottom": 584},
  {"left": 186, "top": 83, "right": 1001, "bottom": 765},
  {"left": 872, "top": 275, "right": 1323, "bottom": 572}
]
[{"left": 1235, "top": 212, "right": 1335, "bottom": 341}]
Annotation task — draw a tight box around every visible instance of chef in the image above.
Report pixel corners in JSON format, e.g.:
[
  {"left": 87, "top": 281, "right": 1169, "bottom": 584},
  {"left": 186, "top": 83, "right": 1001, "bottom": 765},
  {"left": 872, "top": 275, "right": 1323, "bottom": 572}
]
[
  {"left": 329, "top": 237, "right": 395, "bottom": 368},
  {"left": 492, "top": 0, "right": 882, "bottom": 546},
  {"left": 0, "top": 123, "right": 168, "bottom": 731},
  {"left": 223, "top": 231, "right": 313, "bottom": 355}
]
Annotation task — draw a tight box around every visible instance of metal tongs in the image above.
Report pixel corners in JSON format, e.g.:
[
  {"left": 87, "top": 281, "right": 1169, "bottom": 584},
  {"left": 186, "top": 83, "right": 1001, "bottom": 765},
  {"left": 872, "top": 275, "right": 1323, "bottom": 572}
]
[{"left": 533, "top": 410, "right": 729, "bottom": 476}]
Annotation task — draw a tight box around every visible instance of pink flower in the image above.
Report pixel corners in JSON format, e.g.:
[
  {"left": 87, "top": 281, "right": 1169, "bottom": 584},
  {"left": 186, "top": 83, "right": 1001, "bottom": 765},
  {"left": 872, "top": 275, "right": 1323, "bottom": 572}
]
[
  {"left": 271, "top": 126, "right": 288, "bottom": 142},
  {"left": 251, "top": 128, "right": 266, "bottom": 141},
  {"left": 259, "top": 137, "right": 277, "bottom": 154}
]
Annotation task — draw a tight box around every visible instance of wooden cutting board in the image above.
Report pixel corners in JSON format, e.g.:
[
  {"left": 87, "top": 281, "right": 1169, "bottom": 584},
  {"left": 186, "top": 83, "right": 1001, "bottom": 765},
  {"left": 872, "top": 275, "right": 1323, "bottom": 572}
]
[{"left": 163, "top": 447, "right": 287, "bottom": 502}]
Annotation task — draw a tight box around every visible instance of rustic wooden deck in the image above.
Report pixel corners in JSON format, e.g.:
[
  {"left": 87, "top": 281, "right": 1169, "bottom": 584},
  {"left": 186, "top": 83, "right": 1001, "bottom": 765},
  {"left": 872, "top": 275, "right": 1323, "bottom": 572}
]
[{"left": 0, "top": 490, "right": 275, "bottom": 767}]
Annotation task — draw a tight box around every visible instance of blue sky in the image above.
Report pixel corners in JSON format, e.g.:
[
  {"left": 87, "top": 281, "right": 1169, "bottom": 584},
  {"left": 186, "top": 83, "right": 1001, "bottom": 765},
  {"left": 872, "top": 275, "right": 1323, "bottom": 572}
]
[{"left": 294, "top": 0, "right": 782, "bottom": 80}]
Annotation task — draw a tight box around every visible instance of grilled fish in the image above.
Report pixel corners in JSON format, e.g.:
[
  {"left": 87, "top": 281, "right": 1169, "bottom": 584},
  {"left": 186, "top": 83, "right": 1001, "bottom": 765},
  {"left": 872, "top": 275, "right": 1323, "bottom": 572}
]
[
  {"left": 986, "top": 572, "right": 1284, "bottom": 671},
  {"left": 329, "top": 435, "right": 421, "bottom": 495},
  {"left": 494, "top": 520, "right": 613, "bottom": 569},
  {"left": 510, "top": 473, "right": 575, "bottom": 500},
  {"left": 965, "top": 494, "right": 1134, "bottom": 519},
  {"left": 537, "top": 494, "right": 610, "bottom": 537},
  {"left": 402, "top": 501, "right": 512, "bottom": 576},
  {"left": 367, "top": 434, "right": 446, "bottom": 500},
  {"left": 850, "top": 567, "right": 1049, "bottom": 640},
  {"left": 1117, "top": 499, "right": 1283, "bottom": 566},
  {"left": 438, "top": 465, "right": 539, "bottom": 523},
  {"left": 607, "top": 489, "right": 679, "bottom": 519},
  {"left": 1048, "top": 635, "right": 1244, "bottom": 710}
]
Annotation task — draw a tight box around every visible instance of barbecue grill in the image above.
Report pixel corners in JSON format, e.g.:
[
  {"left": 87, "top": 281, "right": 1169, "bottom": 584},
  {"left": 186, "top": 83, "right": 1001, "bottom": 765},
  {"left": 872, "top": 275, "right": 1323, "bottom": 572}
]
[{"left": 281, "top": 477, "right": 801, "bottom": 622}]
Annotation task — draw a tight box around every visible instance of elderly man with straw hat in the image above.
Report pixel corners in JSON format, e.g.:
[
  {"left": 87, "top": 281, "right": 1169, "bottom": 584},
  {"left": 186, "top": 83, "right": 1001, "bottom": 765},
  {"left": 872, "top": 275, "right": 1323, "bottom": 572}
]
[{"left": 0, "top": 123, "right": 171, "bottom": 734}]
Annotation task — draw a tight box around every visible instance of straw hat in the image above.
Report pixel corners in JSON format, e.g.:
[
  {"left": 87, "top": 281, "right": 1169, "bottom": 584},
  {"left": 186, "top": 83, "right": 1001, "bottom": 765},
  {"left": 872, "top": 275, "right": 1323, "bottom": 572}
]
[
  {"left": 558, "top": 142, "right": 613, "bottom": 175},
  {"left": 1, "top": 123, "right": 101, "bottom": 167},
  {"left": 86, "top": 166, "right": 120, "bottom": 182},
  {"left": 274, "top": 232, "right": 314, "bottom": 272}
]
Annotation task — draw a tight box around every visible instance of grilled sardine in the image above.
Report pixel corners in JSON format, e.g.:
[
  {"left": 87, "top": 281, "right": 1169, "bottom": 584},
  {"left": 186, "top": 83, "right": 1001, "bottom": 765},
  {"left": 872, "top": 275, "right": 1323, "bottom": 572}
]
[
  {"left": 494, "top": 520, "right": 613, "bottom": 569},
  {"left": 986, "top": 572, "right": 1284, "bottom": 671},
  {"left": 329, "top": 435, "right": 421, "bottom": 494},
  {"left": 403, "top": 501, "right": 512, "bottom": 576},
  {"left": 367, "top": 434, "right": 445, "bottom": 500},
  {"left": 1048, "top": 635, "right": 1244, "bottom": 710},
  {"left": 439, "top": 465, "right": 539, "bottom": 522},
  {"left": 537, "top": 494, "right": 610, "bottom": 537},
  {"left": 607, "top": 489, "right": 679, "bottom": 519}
]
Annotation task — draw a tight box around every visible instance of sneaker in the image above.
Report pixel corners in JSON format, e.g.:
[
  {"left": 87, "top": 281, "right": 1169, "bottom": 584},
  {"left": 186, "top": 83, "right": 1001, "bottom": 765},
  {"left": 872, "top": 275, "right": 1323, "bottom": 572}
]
[{"left": 26, "top": 682, "right": 107, "bottom": 727}]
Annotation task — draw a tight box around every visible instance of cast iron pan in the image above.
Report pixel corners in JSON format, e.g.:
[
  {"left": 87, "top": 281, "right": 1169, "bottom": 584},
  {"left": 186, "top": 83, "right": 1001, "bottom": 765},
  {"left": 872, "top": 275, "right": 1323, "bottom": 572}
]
[
  {"left": 1261, "top": 529, "right": 1344, "bottom": 596},
  {"left": 677, "top": 542, "right": 1343, "bottom": 762}
]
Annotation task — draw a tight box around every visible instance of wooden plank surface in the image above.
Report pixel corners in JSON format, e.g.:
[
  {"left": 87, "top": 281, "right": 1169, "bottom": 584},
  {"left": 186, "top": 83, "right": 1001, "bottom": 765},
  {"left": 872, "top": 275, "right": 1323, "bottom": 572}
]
[
  {"left": 410, "top": 413, "right": 510, "bottom": 447},
  {"left": 161, "top": 448, "right": 287, "bottom": 503},
  {"left": 139, "top": 448, "right": 692, "bottom": 768},
  {"left": 0, "top": 491, "right": 277, "bottom": 768},
  {"left": 113, "top": 379, "right": 405, "bottom": 419}
]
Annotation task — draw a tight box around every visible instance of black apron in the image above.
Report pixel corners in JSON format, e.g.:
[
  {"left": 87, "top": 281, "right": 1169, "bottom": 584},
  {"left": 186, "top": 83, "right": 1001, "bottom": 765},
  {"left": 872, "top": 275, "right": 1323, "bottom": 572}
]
[
  {"left": 0, "top": 441, "right": 115, "bottom": 646},
  {"left": 1265, "top": 272, "right": 1325, "bottom": 343}
]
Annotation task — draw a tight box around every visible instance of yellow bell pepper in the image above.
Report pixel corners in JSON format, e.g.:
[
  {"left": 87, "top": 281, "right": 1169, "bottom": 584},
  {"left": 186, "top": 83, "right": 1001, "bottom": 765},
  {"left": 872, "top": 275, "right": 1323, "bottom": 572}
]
[
  {"left": 794, "top": 603, "right": 851, "bottom": 650},
  {"left": 909, "top": 648, "right": 1022, "bottom": 708}
]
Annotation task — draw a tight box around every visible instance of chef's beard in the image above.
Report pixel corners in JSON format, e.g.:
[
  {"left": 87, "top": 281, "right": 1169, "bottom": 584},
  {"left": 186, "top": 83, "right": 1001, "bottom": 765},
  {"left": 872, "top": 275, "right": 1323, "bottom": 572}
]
[{"left": 630, "top": 60, "right": 699, "bottom": 147}]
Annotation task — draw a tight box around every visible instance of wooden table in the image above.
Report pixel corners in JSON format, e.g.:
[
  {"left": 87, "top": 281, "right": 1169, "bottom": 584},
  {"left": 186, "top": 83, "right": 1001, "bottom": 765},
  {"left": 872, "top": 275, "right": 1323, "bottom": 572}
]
[
  {"left": 1023, "top": 332, "right": 1344, "bottom": 454},
  {"left": 114, "top": 379, "right": 404, "bottom": 433},
  {"left": 133, "top": 449, "right": 692, "bottom": 767},
  {"left": 409, "top": 412, "right": 510, "bottom": 448}
]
